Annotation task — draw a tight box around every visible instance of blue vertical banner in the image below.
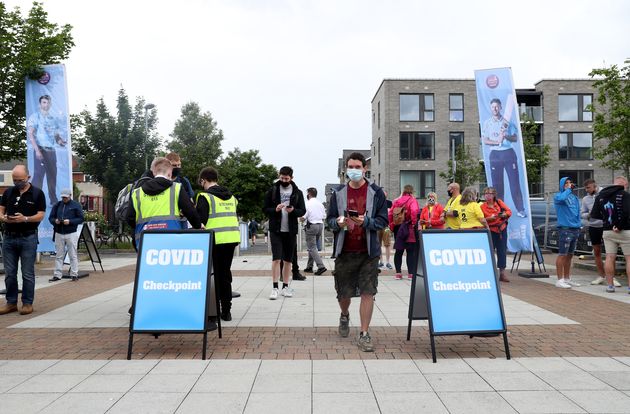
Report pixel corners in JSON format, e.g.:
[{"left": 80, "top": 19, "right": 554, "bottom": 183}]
[
  {"left": 25, "top": 64, "right": 73, "bottom": 252},
  {"left": 475, "top": 68, "right": 533, "bottom": 252}
]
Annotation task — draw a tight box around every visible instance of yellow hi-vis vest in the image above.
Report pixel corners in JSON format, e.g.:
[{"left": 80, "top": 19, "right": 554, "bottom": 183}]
[
  {"left": 196, "top": 192, "right": 240, "bottom": 244},
  {"left": 132, "top": 182, "right": 183, "bottom": 245}
]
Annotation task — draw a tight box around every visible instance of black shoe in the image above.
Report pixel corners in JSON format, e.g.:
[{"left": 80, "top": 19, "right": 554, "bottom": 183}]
[
  {"left": 48, "top": 276, "right": 61, "bottom": 282},
  {"left": 293, "top": 273, "right": 306, "bottom": 281},
  {"left": 221, "top": 311, "right": 232, "bottom": 321},
  {"left": 207, "top": 316, "right": 218, "bottom": 331},
  {"left": 303, "top": 267, "right": 313, "bottom": 273},
  {"left": 71, "top": 276, "right": 78, "bottom": 282},
  {"left": 314, "top": 267, "right": 327, "bottom": 276}
]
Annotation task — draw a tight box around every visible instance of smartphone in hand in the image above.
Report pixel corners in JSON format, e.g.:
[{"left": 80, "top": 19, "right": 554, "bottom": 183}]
[{"left": 347, "top": 209, "right": 359, "bottom": 217}]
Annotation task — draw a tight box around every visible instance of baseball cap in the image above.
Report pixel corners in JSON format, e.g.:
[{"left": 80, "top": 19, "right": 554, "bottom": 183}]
[{"left": 60, "top": 189, "right": 72, "bottom": 198}]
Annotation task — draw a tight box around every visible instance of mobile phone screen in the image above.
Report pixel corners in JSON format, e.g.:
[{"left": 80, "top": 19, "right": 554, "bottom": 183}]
[{"left": 347, "top": 210, "right": 359, "bottom": 217}]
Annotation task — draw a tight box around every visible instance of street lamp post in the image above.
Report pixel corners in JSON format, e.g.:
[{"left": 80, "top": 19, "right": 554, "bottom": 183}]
[{"left": 144, "top": 103, "right": 155, "bottom": 170}]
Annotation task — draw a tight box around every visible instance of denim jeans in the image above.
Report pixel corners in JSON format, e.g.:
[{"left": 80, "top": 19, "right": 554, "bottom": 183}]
[
  {"left": 491, "top": 229, "right": 508, "bottom": 269},
  {"left": 2, "top": 233, "right": 38, "bottom": 305}
]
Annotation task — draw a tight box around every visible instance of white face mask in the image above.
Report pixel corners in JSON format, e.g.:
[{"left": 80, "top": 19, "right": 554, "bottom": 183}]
[{"left": 346, "top": 168, "right": 363, "bottom": 182}]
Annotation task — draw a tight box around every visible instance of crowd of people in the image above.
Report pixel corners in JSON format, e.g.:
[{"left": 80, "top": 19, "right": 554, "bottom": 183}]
[{"left": 1, "top": 151, "right": 629, "bottom": 354}]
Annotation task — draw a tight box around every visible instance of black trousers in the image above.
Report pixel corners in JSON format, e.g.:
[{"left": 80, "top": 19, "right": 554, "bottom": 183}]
[
  {"left": 489, "top": 148, "right": 524, "bottom": 212},
  {"left": 32, "top": 147, "right": 58, "bottom": 204},
  {"left": 212, "top": 242, "right": 238, "bottom": 311}
]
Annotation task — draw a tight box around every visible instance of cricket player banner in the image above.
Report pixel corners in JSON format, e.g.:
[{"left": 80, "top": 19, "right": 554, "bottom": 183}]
[
  {"left": 474, "top": 67, "right": 533, "bottom": 252},
  {"left": 25, "top": 64, "right": 73, "bottom": 252}
]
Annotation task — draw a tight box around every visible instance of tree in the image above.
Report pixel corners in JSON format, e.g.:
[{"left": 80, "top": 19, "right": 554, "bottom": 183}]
[
  {"left": 73, "top": 88, "right": 160, "bottom": 202},
  {"left": 0, "top": 2, "right": 74, "bottom": 161},
  {"left": 218, "top": 148, "right": 277, "bottom": 220},
  {"left": 589, "top": 60, "right": 630, "bottom": 177},
  {"left": 520, "top": 112, "right": 551, "bottom": 194},
  {"left": 439, "top": 144, "right": 485, "bottom": 190},
  {"left": 169, "top": 102, "right": 224, "bottom": 186}
]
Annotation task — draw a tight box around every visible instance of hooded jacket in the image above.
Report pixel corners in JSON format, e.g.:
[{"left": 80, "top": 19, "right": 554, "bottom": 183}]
[
  {"left": 262, "top": 181, "right": 306, "bottom": 234},
  {"left": 590, "top": 185, "right": 630, "bottom": 231},
  {"left": 126, "top": 176, "right": 201, "bottom": 229},
  {"left": 196, "top": 185, "right": 235, "bottom": 224},
  {"left": 553, "top": 177, "right": 581, "bottom": 229}
]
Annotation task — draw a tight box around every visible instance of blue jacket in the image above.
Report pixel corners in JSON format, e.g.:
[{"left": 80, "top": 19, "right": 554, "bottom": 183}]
[
  {"left": 48, "top": 199, "right": 85, "bottom": 234},
  {"left": 327, "top": 180, "right": 388, "bottom": 259},
  {"left": 554, "top": 177, "right": 581, "bottom": 229}
]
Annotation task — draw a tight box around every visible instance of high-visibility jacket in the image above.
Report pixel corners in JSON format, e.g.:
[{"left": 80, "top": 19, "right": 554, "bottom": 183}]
[
  {"left": 132, "top": 182, "right": 184, "bottom": 245},
  {"left": 196, "top": 192, "right": 240, "bottom": 244}
]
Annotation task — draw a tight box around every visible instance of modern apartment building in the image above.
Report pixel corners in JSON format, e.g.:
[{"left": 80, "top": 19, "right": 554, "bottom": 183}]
[{"left": 370, "top": 78, "right": 611, "bottom": 202}]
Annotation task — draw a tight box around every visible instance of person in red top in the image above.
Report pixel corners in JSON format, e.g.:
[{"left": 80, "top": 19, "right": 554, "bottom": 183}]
[
  {"left": 388, "top": 185, "right": 420, "bottom": 280},
  {"left": 480, "top": 186, "right": 512, "bottom": 282},
  {"left": 419, "top": 192, "right": 445, "bottom": 230}
]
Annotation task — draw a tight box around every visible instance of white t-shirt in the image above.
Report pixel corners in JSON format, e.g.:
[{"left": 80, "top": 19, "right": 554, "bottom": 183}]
[
  {"left": 280, "top": 185, "right": 292, "bottom": 232},
  {"left": 304, "top": 197, "right": 326, "bottom": 224}
]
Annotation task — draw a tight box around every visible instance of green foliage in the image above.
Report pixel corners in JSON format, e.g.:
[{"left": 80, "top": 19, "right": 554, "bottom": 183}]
[
  {"left": 589, "top": 60, "right": 630, "bottom": 177},
  {"left": 0, "top": 2, "right": 74, "bottom": 161},
  {"left": 218, "top": 148, "right": 277, "bottom": 221},
  {"left": 73, "top": 88, "right": 161, "bottom": 201},
  {"left": 520, "top": 113, "right": 551, "bottom": 190},
  {"left": 169, "top": 102, "right": 223, "bottom": 187},
  {"left": 439, "top": 144, "right": 485, "bottom": 189}
]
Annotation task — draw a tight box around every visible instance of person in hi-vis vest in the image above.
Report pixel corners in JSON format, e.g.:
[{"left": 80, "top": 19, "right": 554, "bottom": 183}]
[
  {"left": 126, "top": 157, "right": 201, "bottom": 248},
  {"left": 195, "top": 166, "right": 240, "bottom": 322}
]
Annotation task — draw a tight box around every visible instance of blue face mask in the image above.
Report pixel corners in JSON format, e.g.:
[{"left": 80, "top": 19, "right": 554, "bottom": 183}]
[{"left": 346, "top": 168, "right": 363, "bottom": 182}]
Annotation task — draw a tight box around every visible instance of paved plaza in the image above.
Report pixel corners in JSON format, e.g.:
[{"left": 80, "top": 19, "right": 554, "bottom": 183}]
[{"left": 1, "top": 249, "right": 630, "bottom": 413}]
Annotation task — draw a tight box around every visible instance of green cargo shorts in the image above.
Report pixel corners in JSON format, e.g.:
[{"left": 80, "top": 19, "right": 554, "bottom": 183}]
[{"left": 333, "top": 252, "right": 379, "bottom": 300}]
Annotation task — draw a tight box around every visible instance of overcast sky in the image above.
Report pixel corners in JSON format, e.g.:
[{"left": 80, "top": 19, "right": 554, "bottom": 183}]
[{"left": 7, "top": 0, "right": 629, "bottom": 197}]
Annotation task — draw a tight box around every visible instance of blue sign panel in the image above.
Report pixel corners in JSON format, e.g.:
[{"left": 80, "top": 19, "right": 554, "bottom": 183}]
[
  {"left": 132, "top": 231, "right": 212, "bottom": 332},
  {"left": 422, "top": 230, "right": 506, "bottom": 333}
]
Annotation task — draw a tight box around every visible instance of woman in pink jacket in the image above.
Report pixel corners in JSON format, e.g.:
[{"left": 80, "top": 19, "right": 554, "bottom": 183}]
[{"left": 388, "top": 185, "right": 420, "bottom": 280}]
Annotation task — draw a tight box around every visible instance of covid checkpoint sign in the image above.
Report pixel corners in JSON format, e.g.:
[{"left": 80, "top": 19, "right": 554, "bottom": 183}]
[
  {"left": 421, "top": 230, "right": 506, "bottom": 334},
  {"left": 131, "top": 231, "right": 212, "bottom": 332}
]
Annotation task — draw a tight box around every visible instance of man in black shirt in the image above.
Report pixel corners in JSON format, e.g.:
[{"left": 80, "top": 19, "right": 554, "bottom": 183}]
[{"left": 0, "top": 165, "right": 46, "bottom": 315}]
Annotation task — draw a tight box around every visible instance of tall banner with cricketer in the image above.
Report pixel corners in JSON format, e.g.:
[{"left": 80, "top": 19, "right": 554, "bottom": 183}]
[
  {"left": 25, "top": 64, "right": 73, "bottom": 252},
  {"left": 474, "top": 67, "right": 533, "bottom": 252}
]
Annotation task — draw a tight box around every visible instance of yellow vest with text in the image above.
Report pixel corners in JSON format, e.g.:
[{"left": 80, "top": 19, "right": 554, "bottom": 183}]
[
  {"left": 196, "top": 192, "right": 240, "bottom": 244},
  {"left": 132, "top": 182, "right": 183, "bottom": 245}
]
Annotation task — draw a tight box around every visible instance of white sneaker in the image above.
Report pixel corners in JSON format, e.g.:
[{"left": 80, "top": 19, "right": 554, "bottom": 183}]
[
  {"left": 591, "top": 276, "right": 606, "bottom": 285},
  {"left": 269, "top": 288, "right": 279, "bottom": 300},
  {"left": 566, "top": 279, "right": 581, "bottom": 287},
  {"left": 281, "top": 287, "right": 293, "bottom": 297},
  {"left": 555, "top": 279, "right": 571, "bottom": 289},
  {"left": 613, "top": 278, "right": 622, "bottom": 287}
]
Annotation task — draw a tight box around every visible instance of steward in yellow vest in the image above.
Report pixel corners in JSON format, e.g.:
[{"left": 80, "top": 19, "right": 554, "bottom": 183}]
[
  {"left": 195, "top": 166, "right": 240, "bottom": 322},
  {"left": 127, "top": 157, "right": 202, "bottom": 248}
]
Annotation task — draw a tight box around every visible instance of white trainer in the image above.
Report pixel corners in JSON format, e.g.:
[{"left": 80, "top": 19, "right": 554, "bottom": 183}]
[
  {"left": 269, "top": 288, "right": 279, "bottom": 300},
  {"left": 591, "top": 276, "right": 606, "bottom": 285},
  {"left": 613, "top": 278, "right": 622, "bottom": 287},
  {"left": 555, "top": 279, "right": 572, "bottom": 289},
  {"left": 566, "top": 279, "right": 581, "bottom": 287},
  {"left": 281, "top": 287, "right": 293, "bottom": 297}
]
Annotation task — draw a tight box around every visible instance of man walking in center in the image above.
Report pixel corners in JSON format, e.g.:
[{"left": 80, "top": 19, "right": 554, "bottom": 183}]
[
  {"left": 327, "top": 152, "right": 388, "bottom": 352},
  {"left": 303, "top": 187, "right": 327, "bottom": 275},
  {"left": 0, "top": 165, "right": 46, "bottom": 315},
  {"left": 263, "top": 166, "right": 306, "bottom": 300},
  {"left": 48, "top": 189, "right": 84, "bottom": 282},
  {"left": 554, "top": 177, "right": 582, "bottom": 289}
]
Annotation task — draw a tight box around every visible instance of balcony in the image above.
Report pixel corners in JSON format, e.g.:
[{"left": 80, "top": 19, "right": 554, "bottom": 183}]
[{"left": 519, "top": 105, "right": 543, "bottom": 123}]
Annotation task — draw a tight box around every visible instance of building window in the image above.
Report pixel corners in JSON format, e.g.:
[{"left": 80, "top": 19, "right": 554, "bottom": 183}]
[
  {"left": 400, "top": 170, "right": 435, "bottom": 198},
  {"left": 377, "top": 101, "right": 381, "bottom": 129},
  {"left": 449, "top": 94, "right": 464, "bottom": 121},
  {"left": 378, "top": 137, "right": 381, "bottom": 165},
  {"left": 559, "top": 132, "right": 592, "bottom": 160},
  {"left": 399, "top": 132, "right": 435, "bottom": 160},
  {"left": 449, "top": 132, "right": 464, "bottom": 158},
  {"left": 558, "top": 94, "right": 593, "bottom": 122},
  {"left": 399, "top": 94, "right": 434, "bottom": 122}
]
